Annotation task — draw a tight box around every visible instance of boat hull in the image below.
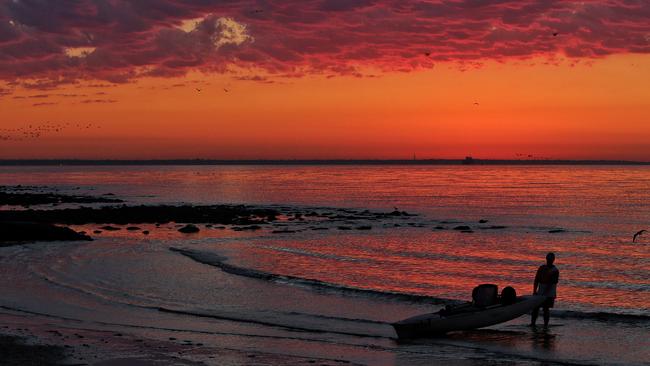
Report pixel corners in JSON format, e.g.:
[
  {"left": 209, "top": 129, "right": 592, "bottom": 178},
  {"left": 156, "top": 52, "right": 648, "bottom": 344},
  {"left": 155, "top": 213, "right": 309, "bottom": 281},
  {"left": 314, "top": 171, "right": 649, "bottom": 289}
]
[{"left": 392, "top": 295, "right": 547, "bottom": 338}]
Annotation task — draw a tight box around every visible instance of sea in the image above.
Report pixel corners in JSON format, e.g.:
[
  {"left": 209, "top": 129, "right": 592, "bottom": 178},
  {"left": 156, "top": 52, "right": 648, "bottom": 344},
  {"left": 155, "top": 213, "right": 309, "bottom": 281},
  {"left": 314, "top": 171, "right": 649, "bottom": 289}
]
[{"left": 0, "top": 165, "right": 648, "bottom": 365}]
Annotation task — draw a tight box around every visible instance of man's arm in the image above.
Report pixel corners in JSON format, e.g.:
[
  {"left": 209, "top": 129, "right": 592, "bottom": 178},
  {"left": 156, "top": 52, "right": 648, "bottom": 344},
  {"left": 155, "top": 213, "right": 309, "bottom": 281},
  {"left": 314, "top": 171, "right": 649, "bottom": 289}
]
[{"left": 533, "top": 266, "right": 541, "bottom": 294}]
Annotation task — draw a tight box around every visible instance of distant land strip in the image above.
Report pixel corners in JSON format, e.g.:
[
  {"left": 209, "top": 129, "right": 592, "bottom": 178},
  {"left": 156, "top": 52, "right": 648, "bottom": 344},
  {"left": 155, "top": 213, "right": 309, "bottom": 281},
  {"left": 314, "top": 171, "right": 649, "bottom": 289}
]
[{"left": 0, "top": 159, "right": 649, "bottom": 166}]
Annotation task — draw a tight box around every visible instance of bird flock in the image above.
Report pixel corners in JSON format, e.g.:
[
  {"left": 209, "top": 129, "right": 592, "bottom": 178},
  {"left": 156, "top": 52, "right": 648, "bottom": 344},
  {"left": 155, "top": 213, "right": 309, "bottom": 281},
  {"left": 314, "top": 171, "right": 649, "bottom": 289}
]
[{"left": 0, "top": 122, "right": 99, "bottom": 141}]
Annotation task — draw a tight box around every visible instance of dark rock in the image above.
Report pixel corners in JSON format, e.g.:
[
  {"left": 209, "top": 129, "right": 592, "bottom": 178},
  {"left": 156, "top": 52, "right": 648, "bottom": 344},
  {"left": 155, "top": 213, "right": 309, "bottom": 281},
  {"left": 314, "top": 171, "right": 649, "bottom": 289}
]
[
  {"left": 453, "top": 225, "right": 472, "bottom": 231},
  {"left": 337, "top": 226, "right": 352, "bottom": 230},
  {"left": 272, "top": 229, "right": 296, "bottom": 234},
  {"left": 549, "top": 229, "right": 566, "bottom": 233},
  {"left": 0, "top": 221, "right": 92, "bottom": 243},
  {"left": 0, "top": 188, "right": 122, "bottom": 206},
  {"left": 126, "top": 226, "right": 141, "bottom": 231},
  {"left": 100, "top": 225, "right": 121, "bottom": 231},
  {"left": 479, "top": 219, "right": 488, "bottom": 223},
  {"left": 480, "top": 225, "right": 507, "bottom": 230},
  {"left": 0, "top": 335, "right": 66, "bottom": 365},
  {"left": 356, "top": 226, "right": 372, "bottom": 230},
  {"left": 178, "top": 224, "right": 200, "bottom": 233},
  {"left": 434, "top": 226, "right": 446, "bottom": 230},
  {"left": 93, "top": 230, "right": 102, "bottom": 234},
  {"left": 142, "top": 230, "right": 149, "bottom": 235},
  {"left": 0, "top": 204, "right": 279, "bottom": 226},
  {"left": 461, "top": 230, "right": 474, "bottom": 233},
  {"left": 232, "top": 225, "right": 262, "bottom": 231},
  {"left": 311, "top": 227, "right": 329, "bottom": 231}
]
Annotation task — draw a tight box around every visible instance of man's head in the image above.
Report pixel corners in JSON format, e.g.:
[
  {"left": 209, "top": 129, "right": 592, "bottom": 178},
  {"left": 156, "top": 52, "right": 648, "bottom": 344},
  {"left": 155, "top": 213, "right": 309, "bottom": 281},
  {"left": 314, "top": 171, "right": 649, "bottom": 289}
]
[{"left": 546, "top": 252, "right": 555, "bottom": 265}]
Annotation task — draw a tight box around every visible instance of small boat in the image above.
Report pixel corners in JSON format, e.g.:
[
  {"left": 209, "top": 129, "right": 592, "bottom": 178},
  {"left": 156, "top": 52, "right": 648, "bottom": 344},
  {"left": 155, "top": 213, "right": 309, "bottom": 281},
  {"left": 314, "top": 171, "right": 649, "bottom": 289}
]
[
  {"left": 462, "top": 156, "right": 475, "bottom": 164},
  {"left": 392, "top": 294, "right": 547, "bottom": 339}
]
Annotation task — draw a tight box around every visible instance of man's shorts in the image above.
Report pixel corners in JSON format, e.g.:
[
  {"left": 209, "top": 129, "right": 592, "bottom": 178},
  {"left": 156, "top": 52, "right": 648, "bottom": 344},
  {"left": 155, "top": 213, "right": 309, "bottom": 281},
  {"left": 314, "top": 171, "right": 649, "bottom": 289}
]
[{"left": 542, "top": 296, "right": 555, "bottom": 308}]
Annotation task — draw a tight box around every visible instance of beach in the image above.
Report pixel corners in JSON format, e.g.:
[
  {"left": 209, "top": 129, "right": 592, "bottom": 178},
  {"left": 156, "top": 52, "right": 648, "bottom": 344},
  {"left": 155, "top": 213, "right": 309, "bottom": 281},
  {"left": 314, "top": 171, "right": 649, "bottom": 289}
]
[{"left": 1, "top": 165, "right": 649, "bottom": 365}]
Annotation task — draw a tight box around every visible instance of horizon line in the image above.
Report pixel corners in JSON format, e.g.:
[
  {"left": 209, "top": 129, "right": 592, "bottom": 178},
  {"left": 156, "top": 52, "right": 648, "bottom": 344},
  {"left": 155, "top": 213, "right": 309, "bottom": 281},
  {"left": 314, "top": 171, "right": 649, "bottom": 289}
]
[{"left": 1, "top": 158, "right": 649, "bottom": 166}]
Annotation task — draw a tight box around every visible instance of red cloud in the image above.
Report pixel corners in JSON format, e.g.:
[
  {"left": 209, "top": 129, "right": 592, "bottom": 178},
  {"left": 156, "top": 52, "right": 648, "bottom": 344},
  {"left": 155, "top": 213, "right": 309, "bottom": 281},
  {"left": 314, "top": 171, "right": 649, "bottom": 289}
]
[{"left": 0, "top": 1, "right": 648, "bottom": 90}]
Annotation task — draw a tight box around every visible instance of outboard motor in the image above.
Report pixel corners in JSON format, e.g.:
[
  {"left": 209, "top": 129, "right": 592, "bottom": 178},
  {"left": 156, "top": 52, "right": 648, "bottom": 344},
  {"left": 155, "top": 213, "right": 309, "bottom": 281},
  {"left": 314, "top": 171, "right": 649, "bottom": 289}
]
[
  {"left": 501, "top": 286, "right": 517, "bottom": 305},
  {"left": 472, "top": 284, "right": 498, "bottom": 307}
]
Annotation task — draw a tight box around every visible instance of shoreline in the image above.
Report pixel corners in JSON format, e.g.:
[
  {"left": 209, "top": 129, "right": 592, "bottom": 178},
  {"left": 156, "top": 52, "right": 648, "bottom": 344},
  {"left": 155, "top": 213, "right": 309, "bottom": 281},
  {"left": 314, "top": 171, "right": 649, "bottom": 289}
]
[{"left": 0, "top": 311, "right": 356, "bottom": 366}]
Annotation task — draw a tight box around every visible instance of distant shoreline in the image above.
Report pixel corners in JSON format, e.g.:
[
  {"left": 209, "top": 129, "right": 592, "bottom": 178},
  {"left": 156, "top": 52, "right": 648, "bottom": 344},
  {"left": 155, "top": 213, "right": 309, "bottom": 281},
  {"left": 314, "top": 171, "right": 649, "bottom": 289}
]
[{"left": 0, "top": 159, "right": 649, "bottom": 166}]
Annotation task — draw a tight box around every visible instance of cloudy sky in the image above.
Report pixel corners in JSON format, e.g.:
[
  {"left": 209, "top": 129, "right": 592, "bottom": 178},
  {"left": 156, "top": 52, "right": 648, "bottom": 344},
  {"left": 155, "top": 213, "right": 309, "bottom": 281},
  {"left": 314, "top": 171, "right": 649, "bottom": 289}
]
[{"left": 1, "top": 0, "right": 649, "bottom": 159}]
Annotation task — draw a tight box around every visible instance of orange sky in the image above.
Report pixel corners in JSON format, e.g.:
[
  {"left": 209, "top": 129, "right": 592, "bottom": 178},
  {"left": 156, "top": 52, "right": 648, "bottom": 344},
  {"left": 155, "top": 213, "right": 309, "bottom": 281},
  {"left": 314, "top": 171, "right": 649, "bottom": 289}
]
[{"left": 1, "top": 54, "right": 649, "bottom": 160}]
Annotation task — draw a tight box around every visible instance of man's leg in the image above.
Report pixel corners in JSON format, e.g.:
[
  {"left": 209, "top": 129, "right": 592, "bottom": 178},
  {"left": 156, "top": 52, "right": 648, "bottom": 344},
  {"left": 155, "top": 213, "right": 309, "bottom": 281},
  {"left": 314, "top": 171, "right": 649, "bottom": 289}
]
[
  {"left": 531, "top": 306, "right": 539, "bottom": 326},
  {"left": 543, "top": 306, "right": 550, "bottom": 327}
]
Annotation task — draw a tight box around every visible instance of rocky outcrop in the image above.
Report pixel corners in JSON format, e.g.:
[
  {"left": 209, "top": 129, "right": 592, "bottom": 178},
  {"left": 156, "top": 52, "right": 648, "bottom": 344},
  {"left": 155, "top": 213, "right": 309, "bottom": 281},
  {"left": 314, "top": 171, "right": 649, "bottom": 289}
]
[{"left": 0, "top": 221, "right": 92, "bottom": 244}]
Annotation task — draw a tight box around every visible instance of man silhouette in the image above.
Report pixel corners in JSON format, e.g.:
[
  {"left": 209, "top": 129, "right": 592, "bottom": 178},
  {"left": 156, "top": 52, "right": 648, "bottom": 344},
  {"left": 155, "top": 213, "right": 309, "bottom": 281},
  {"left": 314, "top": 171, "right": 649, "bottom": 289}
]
[{"left": 531, "top": 252, "right": 559, "bottom": 327}]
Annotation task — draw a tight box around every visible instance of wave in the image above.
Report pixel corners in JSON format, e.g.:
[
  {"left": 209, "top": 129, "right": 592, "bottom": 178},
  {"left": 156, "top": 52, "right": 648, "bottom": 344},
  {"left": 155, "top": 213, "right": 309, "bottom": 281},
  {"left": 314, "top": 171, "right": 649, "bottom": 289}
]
[
  {"left": 169, "top": 247, "right": 455, "bottom": 305},
  {"left": 552, "top": 310, "right": 650, "bottom": 324},
  {"left": 259, "top": 245, "right": 370, "bottom": 263},
  {"left": 170, "top": 247, "right": 650, "bottom": 324},
  {"left": 155, "top": 306, "right": 393, "bottom": 338}
]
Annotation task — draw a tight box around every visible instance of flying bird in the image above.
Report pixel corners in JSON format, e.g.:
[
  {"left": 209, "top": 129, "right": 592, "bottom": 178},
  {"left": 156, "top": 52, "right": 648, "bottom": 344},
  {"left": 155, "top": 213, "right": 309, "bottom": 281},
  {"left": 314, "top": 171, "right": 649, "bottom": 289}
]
[
  {"left": 633, "top": 230, "right": 647, "bottom": 242},
  {"left": 223, "top": 88, "right": 230, "bottom": 93},
  {"left": 195, "top": 88, "right": 202, "bottom": 92},
  {"left": 553, "top": 32, "right": 559, "bottom": 37},
  {"left": 424, "top": 52, "right": 431, "bottom": 57},
  {"left": 473, "top": 101, "right": 480, "bottom": 106}
]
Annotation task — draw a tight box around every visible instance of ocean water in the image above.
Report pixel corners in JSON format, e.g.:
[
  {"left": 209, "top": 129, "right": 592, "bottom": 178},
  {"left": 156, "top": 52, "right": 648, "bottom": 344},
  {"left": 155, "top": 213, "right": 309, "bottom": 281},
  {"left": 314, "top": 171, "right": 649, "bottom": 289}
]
[{"left": 0, "top": 165, "right": 649, "bottom": 365}]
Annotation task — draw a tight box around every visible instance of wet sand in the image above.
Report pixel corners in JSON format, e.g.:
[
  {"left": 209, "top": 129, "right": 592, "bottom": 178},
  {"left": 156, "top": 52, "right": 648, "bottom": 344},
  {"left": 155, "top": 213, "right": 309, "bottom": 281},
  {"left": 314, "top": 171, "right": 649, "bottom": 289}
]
[{"left": 0, "top": 311, "right": 359, "bottom": 366}]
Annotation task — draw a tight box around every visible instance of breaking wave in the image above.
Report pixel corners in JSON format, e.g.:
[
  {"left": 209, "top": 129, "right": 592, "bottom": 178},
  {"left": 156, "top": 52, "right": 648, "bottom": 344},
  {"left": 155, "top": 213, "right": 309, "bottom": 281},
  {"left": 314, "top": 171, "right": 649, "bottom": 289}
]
[{"left": 170, "top": 247, "right": 650, "bottom": 324}]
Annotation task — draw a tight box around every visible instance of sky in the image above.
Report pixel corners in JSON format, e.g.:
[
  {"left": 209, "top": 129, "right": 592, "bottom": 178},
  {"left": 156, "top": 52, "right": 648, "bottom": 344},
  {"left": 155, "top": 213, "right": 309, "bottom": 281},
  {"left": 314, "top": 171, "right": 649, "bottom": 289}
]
[{"left": 1, "top": 0, "right": 649, "bottom": 160}]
